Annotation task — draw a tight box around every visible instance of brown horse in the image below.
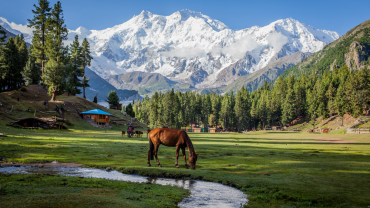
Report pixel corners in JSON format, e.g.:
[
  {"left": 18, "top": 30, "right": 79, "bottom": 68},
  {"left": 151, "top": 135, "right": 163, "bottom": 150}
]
[{"left": 148, "top": 128, "right": 198, "bottom": 169}]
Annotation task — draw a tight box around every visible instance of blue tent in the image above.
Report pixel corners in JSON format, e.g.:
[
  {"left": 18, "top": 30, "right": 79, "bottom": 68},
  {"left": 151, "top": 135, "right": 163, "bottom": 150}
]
[{"left": 81, "top": 109, "right": 112, "bottom": 116}]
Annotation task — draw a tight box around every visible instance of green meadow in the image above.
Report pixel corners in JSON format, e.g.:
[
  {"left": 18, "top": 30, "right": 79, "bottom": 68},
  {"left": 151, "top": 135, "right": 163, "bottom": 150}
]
[{"left": 1, "top": 127, "right": 369, "bottom": 207}]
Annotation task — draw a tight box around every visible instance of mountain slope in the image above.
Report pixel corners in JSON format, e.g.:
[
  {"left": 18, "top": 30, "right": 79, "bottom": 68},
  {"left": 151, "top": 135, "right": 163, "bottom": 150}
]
[
  {"left": 280, "top": 19, "right": 370, "bottom": 79},
  {"left": 65, "top": 10, "right": 339, "bottom": 88},
  {"left": 79, "top": 68, "right": 138, "bottom": 102},
  {"left": 105, "top": 71, "right": 191, "bottom": 94},
  {"left": 0, "top": 17, "right": 33, "bottom": 43},
  {"left": 223, "top": 51, "right": 311, "bottom": 92}
]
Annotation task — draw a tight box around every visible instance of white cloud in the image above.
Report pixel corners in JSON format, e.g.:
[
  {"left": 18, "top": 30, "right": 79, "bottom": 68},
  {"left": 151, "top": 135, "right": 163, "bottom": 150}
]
[
  {"left": 210, "top": 35, "right": 260, "bottom": 60},
  {"left": 160, "top": 33, "right": 288, "bottom": 61},
  {"left": 266, "top": 32, "right": 289, "bottom": 52},
  {"left": 160, "top": 47, "right": 206, "bottom": 58}
]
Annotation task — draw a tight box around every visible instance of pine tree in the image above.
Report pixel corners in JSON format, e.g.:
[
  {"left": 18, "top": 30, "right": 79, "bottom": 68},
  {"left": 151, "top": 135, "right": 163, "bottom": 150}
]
[
  {"left": 281, "top": 84, "right": 296, "bottom": 126},
  {"left": 0, "top": 37, "right": 20, "bottom": 90},
  {"left": 66, "top": 35, "right": 83, "bottom": 95},
  {"left": 335, "top": 84, "right": 347, "bottom": 126},
  {"left": 44, "top": 1, "right": 68, "bottom": 101},
  {"left": 250, "top": 99, "right": 257, "bottom": 130},
  {"left": 125, "top": 103, "right": 135, "bottom": 117},
  {"left": 306, "top": 89, "right": 319, "bottom": 129},
  {"left": 326, "top": 82, "right": 336, "bottom": 117},
  {"left": 106, "top": 90, "right": 119, "bottom": 106},
  {"left": 81, "top": 38, "right": 92, "bottom": 99},
  {"left": 0, "top": 25, "right": 6, "bottom": 43},
  {"left": 149, "top": 92, "right": 159, "bottom": 127},
  {"left": 234, "top": 90, "right": 244, "bottom": 131},
  {"left": 93, "top": 94, "right": 98, "bottom": 103},
  {"left": 220, "top": 94, "right": 229, "bottom": 129},
  {"left": 28, "top": 0, "right": 51, "bottom": 84},
  {"left": 22, "top": 55, "right": 41, "bottom": 85}
]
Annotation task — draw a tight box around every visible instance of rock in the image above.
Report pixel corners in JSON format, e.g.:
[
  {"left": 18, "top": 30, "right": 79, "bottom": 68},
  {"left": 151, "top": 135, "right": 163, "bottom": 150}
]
[
  {"left": 0, "top": 133, "right": 7, "bottom": 137},
  {"left": 14, "top": 165, "right": 20, "bottom": 167},
  {"left": 51, "top": 160, "right": 59, "bottom": 164},
  {"left": 345, "top": 41, "right": 368, "bottom": 70},
  {"left": 105, "top": 167, "right": 112, "bottom": 171},
  {"left": 38, "top": 164, "right": 44, "bottom": 168}
]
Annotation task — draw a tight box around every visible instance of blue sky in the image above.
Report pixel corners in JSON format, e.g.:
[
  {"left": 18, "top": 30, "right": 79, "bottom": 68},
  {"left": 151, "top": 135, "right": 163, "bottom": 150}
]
[{"left": 1, "top": 0, "right": 369, "bottom": 35}]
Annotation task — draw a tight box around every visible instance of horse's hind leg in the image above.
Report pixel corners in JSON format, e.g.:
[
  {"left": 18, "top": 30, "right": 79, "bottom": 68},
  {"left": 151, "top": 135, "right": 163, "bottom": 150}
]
[
  {"left": 175, "top": 146, "right": 180, "bottom": 168},
  {"left": 154, "top": 145, "right": 162, "bottom": 167},
  {"left": 147, "top": 150, "right": 151, "bottom": 167},
  {"left": 182, "top": 147, "right": 188, "bottom": 169}
]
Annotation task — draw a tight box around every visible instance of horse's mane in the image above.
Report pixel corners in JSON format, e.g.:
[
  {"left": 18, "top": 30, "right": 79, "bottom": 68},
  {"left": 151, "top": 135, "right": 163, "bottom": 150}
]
[{"left": 183, "top": 131, "right": 195, "bottom": 154}]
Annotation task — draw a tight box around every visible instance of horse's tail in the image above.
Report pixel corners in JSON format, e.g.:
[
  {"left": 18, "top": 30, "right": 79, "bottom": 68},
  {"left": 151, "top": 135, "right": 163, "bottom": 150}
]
[{"left": 148, "top": 133, "right": 154, "bottom": 160}]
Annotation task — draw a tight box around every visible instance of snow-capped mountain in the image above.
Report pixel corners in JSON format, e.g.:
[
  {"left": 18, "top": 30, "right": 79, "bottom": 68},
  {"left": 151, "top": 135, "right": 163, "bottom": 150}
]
[
  {"left": 1, "top": 10, "right": 339, "bottom": 88},
  {"left": 0, "top": 17, "right": 33, "bottom": 43}
]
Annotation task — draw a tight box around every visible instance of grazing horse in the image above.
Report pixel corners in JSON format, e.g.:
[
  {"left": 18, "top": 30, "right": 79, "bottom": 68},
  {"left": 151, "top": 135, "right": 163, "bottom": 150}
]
[
  {"left": 121, "top": 131, "right": 126, "bottom": 137},
  {"left": 148, "top": 128, "right": 198, "bottom": 169}
]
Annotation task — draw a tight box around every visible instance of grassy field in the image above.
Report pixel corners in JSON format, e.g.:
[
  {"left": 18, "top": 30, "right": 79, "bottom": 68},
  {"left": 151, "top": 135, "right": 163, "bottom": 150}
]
[
  {"left": 0, "top": 173, "right": 188, "bottom": 208},
  {"left": 1, "top": 126, "right": 369, "bottom": 207},
  {"left": 1, "top": 86, "right": 369, "bottom": 207}
]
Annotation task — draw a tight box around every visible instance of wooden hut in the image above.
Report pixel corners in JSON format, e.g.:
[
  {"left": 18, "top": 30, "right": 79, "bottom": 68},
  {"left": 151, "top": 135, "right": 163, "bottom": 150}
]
[
  {"left": 272, "top": 126, "right": 282, "bottom": 131},
  {"left": 81, "top": 109, "right": 112, "bottom": 126},
  {"left": 209, "top": 128, "right": 216, "bottom": 133},
  {"left": 192, "top": 128, "right": 201, "bottom": 133}
]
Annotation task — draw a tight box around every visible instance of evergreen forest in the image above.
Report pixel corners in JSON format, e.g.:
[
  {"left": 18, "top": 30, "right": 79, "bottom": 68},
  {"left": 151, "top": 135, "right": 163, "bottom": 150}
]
[
  {"left": 0, "top": 0, "right": 93, "bottom": 101},
  {"left": 135, "top": 66, "right": 370, "bottom": 130}
]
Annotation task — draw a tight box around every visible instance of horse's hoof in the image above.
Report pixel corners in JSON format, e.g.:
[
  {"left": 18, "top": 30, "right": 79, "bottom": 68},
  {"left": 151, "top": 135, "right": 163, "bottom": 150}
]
[
  {"left": 148, "top": 164, "right": 151, "bottom": 167},
  {"left": 185, "top": 166, "right": 189, "bottom": 169},
  {"left": 176, "top": 165, "right": 180, "bottom": 168},
  {"left": 158, "top": 165, "right": 162, "bottom": 168}
]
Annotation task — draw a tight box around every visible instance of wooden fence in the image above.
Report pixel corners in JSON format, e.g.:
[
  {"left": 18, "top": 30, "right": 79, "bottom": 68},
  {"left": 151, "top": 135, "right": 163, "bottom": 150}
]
[{"left": 346, "top": 128, "right": 370, "bottom": 134}]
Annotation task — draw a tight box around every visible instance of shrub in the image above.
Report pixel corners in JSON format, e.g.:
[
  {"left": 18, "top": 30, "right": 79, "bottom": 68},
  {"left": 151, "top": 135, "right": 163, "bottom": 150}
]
[{"left": 20, "top": 87, "right": 27, "bottom": 92}]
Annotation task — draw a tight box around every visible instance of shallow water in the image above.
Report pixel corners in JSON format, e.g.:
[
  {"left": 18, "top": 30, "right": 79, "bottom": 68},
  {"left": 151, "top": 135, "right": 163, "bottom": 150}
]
[{"left": 0, "top": 166, "right": 248, "bottom": 208}]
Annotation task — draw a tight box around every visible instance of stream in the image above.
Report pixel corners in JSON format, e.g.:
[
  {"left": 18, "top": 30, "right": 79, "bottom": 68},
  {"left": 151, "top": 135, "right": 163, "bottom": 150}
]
[{"left": 0, "top": 166, "right": 248, "bottom": 207}]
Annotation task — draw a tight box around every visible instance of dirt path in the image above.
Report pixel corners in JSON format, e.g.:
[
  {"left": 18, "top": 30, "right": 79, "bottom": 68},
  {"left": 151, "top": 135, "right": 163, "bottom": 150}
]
[{"left": 306, "top": 137, "right": 357, "bottom": 143}]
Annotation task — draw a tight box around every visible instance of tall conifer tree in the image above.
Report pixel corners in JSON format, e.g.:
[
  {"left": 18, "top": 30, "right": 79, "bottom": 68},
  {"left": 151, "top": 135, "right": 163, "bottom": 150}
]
[
  {"left": 28, "top": 0, "right": 51, "bottom": 84},
  {"left": 81, "top": 38, "right": 92, "bottom": 98},
  {"left": 67, "top": 35, "right": 83, "bottom": 95},
  {"left": 44, "top": 1, "right": 68, "bottom": 101},
  {"left": 0, "top": 25, "right": 6, "bottom": 43}
]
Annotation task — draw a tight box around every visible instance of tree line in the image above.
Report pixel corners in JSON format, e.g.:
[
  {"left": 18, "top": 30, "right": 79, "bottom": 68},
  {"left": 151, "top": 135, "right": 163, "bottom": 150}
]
[
  {"left": 0, "top": 0, "right": 93, "bottom": 101},
  {"left": 134, "top": 66, "right": 370, "bottom": 130}
]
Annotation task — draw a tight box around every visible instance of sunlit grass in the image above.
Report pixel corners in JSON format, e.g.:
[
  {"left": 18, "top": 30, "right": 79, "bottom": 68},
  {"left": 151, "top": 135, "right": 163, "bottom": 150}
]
[{"left": 0, "top": 127, "right": 369, "bottom": 207}]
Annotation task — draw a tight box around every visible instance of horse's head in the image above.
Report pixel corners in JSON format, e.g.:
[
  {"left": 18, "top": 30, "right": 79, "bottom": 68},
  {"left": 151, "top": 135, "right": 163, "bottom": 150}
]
[{"left": 189, "top": 152, "right": 198, "bottom": 170}]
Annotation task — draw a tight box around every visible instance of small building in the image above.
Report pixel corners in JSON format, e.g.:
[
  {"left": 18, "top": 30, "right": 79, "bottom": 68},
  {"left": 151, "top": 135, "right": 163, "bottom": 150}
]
[
  {"left": 209, "top": 128, "right": 216, "bottom": 133},
  {"left": 192, "top": 128, "right": 201, "bottom": 133},
  {"left": 272, "top": 126, "right": 282, "bottom": 131},
  {"left": 81, "top": 109, "right": 112, "bottom": 126}
]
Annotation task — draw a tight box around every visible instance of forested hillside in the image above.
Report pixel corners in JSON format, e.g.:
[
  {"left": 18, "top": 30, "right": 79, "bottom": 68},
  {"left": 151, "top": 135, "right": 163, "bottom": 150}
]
[
  {"left": 134, "top": 20, "right": 370, "bottom": 131},
  {"left": 280, "top": 19, "right": 370, "bottom": 79}
]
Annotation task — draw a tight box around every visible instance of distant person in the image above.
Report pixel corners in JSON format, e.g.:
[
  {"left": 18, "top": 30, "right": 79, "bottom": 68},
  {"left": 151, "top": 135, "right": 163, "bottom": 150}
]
[{"left": 128, "top": 123, "right": 134, "bottom": 138}]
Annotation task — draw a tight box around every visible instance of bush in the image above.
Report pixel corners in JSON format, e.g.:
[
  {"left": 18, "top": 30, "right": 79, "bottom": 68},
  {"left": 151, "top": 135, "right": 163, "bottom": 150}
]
[{"left": 20, "top": 87, "right": 27, "bottom": 92}]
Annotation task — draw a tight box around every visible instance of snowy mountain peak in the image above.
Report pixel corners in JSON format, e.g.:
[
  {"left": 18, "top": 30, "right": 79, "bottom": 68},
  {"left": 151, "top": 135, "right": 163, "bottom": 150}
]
[{"left": 0, "top": 12, "right": 340, "bottom": 90}]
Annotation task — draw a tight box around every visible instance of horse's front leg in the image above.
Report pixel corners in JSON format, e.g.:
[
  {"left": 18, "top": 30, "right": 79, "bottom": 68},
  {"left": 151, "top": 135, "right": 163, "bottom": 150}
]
[
  {"left": 154, "top": 145, "right": 162, "bottom": 167},
  {"left": 175, "top": 146, "right": 180, "bottom": 168},
  {"left": 182, "top": 147, "right": 188, "bottom": 169}
]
